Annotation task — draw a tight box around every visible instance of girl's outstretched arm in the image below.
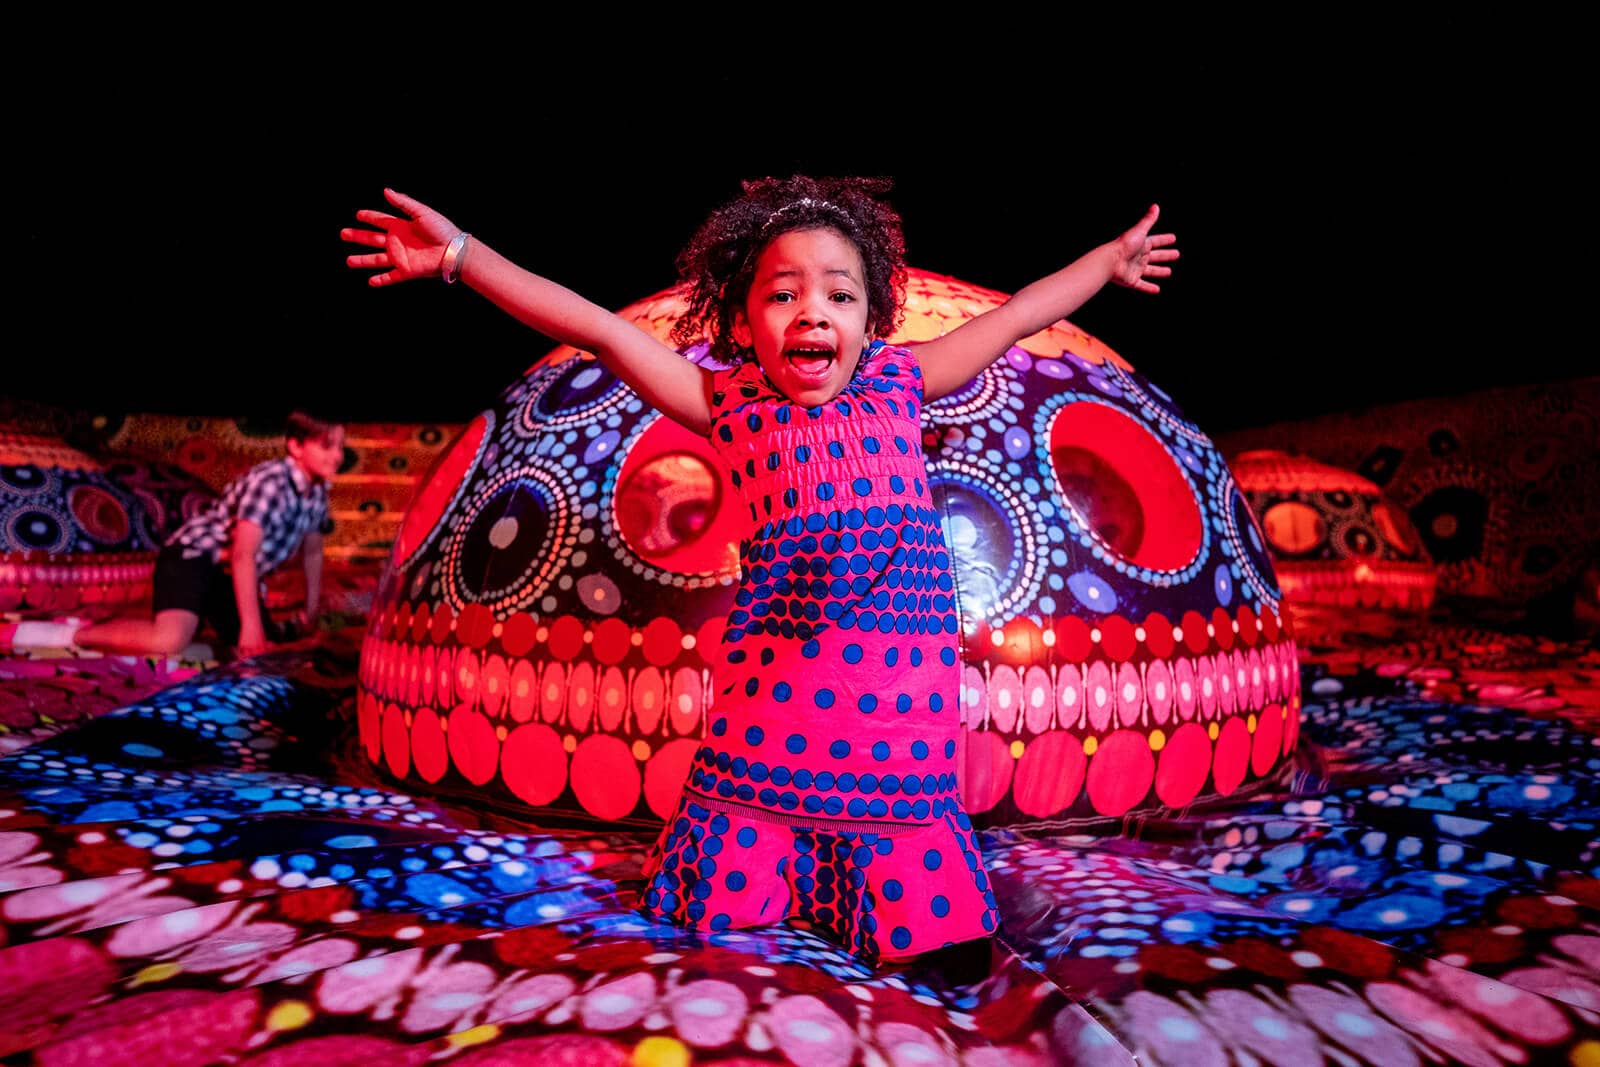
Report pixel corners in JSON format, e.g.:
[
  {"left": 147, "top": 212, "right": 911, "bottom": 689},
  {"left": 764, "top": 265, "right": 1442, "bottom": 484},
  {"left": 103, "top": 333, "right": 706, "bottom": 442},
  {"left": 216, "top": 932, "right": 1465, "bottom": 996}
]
[
  {"left": 343, "top": 189, "right": 716, "bottom": 435},
  {"left": 917, "top": 205, "right": 1178, "bottom": 401}
]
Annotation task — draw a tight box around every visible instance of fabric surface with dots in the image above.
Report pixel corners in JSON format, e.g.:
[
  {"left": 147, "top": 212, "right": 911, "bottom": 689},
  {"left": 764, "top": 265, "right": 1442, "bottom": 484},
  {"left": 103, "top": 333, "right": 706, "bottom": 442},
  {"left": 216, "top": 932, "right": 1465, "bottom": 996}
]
[{"left": 638, "top": 340, "right": 1001, "bottom": 963}]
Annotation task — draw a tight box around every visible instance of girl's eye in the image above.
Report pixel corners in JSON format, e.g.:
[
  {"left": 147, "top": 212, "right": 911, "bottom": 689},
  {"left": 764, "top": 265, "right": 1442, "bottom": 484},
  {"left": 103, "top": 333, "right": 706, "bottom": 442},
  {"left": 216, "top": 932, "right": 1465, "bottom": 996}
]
[
  {"left": 770, "top": 292, "right": 794, "bottom": 303},
  {"left": 831, "top": 292, "right": 854, "bottom": 303}
]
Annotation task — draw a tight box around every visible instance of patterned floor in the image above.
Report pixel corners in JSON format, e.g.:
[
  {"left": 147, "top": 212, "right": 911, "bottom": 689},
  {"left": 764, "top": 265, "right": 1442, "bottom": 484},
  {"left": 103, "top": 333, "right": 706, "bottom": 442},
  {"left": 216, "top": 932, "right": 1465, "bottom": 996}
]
[{"left": 1, "top": 606, "right": 1597, "bottom": 1064}]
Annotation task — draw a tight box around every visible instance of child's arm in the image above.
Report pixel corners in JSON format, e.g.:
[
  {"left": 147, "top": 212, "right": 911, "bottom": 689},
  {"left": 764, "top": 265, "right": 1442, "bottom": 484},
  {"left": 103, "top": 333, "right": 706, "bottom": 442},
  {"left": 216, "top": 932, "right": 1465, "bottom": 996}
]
[
  {"left": 343, "top": 190, "right": 716, "bottom": 435},
  {"left": 232, "top": 520, "right": 268, "bottom": 658},
  {"left": 301, "top": 530, "right": 323, "bottom": 631},
  {"left": 917, "top": 205, "right": 1178, "bottom": 401}
]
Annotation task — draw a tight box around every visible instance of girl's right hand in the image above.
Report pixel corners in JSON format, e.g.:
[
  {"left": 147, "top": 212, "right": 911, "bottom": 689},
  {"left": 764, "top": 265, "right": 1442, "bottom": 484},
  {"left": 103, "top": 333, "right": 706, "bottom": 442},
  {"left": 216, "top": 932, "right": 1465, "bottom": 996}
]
[{"left": 341, "top": 189, "right": 462, "bottom": 287}]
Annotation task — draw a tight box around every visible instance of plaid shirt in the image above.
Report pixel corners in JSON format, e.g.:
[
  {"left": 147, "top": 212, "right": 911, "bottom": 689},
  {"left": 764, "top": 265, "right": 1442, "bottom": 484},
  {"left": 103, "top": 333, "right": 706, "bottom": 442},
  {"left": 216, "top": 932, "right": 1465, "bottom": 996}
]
[{"left": 168, "top": 457, "right": 332, "bottom": 575}]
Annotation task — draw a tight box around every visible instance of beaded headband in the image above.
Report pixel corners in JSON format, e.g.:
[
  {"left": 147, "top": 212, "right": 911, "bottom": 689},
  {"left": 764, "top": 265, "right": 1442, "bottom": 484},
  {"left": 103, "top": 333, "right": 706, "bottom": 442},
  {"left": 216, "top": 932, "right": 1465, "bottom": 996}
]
[
  {"left": 731, "top": 196, "right": 853, "bottom": 297},
  {"left": 758, "top": 197, "right": 845, "bottom": 236}
]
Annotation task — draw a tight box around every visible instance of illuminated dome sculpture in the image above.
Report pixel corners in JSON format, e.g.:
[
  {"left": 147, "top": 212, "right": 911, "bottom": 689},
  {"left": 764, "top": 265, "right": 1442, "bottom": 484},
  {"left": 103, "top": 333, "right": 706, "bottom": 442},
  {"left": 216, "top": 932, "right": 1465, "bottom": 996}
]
[
  {"left": 0, "top": 432, "right": 214, "bottom": 613},
  {"left": 356, "top": 271, "right": 1301, "bottom": 827},
  {"left": 1233, "top": 449, "right": 1438, "bottom": 612}
]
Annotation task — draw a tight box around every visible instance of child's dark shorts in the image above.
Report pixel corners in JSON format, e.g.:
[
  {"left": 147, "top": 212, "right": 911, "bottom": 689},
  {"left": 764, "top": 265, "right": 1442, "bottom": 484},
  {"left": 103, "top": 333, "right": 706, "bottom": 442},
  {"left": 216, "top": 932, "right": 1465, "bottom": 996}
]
[{"left": 151, "top": 544, "right": 271, "bottom": 648}]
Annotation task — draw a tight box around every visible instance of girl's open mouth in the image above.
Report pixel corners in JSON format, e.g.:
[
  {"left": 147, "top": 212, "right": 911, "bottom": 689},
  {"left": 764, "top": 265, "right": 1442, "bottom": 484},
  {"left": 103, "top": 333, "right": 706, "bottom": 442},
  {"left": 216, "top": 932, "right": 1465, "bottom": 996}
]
[{"left": 785, "top": 346, "right": 835, "bottom": 378}]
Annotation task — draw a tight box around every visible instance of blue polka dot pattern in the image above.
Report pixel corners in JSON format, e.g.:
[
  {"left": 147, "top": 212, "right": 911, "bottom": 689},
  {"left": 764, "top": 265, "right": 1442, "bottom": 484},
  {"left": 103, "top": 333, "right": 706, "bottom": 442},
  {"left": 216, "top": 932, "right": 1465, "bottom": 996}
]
[
  {"left": 639, "top": 792, "right": 1000, "bottom": 966},
  {"left": 638, "top": 342, "right": 996, "bottom": 963}
]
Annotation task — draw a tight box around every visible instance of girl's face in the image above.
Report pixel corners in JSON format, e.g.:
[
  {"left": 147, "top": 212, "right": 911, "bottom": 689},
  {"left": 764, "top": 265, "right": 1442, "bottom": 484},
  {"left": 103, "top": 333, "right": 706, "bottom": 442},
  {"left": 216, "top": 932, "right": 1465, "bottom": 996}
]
[{"left": 733, "top": 227, "right": 872, "bottom": 407}]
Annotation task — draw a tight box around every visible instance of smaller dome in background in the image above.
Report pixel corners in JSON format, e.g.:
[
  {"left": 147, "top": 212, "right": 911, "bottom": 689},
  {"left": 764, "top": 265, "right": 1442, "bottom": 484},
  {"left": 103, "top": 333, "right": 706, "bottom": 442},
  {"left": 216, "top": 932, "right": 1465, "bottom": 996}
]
[
  {"left": 0, "top": 431, "right": 216, "bottom": 614},
  {"left": 1233, "top": 449, "right": 1437, "bottom": 612}
]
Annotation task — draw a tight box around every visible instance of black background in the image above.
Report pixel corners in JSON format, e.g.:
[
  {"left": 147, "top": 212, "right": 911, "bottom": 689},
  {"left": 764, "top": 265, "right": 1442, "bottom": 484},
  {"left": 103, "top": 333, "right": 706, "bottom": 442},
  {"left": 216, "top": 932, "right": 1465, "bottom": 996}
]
[{"left": 12, "top": 45, "right": 1585, "bottom": 433}]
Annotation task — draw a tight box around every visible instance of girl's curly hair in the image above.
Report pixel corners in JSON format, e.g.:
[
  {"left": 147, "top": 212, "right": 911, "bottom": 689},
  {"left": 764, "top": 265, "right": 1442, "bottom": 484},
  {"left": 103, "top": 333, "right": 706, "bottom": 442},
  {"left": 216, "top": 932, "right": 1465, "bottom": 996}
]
[{"left": 671, "top": 176, "right": 908, "bottom": 364}]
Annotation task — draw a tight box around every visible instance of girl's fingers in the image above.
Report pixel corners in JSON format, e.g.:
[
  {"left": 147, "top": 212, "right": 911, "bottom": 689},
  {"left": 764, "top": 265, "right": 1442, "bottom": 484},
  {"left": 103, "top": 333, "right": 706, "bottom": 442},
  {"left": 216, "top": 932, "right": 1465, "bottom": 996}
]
[
  {"left": 346, "top": 252, "right": 391, "bottom": 269},
  {"left": 340, "top": 227, "right": 387, "bottom": 248},
  {"left": 355, "top": 209, "right": 402, "bottom": 227},
  {"left": 1148, "top": 248, "right": 1180, "bottom": 263},
  {"left": 1145, "top": 265, "right": 1172, "bottom": 278},
  {"left": 1148, "top": 232, "right": 1178, "bottom": 247}
]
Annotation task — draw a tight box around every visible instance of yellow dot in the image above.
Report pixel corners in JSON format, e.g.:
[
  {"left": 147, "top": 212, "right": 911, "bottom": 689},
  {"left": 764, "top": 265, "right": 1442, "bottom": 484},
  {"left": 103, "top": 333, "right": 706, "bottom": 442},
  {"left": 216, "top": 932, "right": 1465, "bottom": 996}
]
[
  {"left": 1083, "top": 736, "right": 1098, "bottom": 756},
  {"left": 633, "top": 739, "right": 652, "bottom": 761},
  {"left": 1247, "top": 714, "right": 1258, "bottom": 733},
  {"left": 267, "top": 1000, "right": 313, "bottom": 1032},
  {"left": 447, "top": 1025, "right": 501, "bottom": 1049},
  {"left": 492, "top": 622, "right": 504, "bottom": 638},
  {"left": 631, "top": 631, "right": 644, "bottom": 645},
  {"left": 129, "top": 962, "right": 181, "bottom": 986},
  {"left": 633, "top": 1036, "right": 691, "bottom": 1067},
  {"left": 496, "top": 726, "right": 508, "bottom": 741},
  {"left": 563, "top": 734, "right": 578, "bottom": 753},
  {"left": 1149, "top": 729, "right": 1166, "bottom": 751},
  {"left": 1009, "top": 739, "right": 1026, "bottom": 759},
  {"left": 1208, "top": 722, "right": 1219, "bottom": 740},
  {"left": 1571, "top": 1041, "right": 1600, "bottom": 1067}
]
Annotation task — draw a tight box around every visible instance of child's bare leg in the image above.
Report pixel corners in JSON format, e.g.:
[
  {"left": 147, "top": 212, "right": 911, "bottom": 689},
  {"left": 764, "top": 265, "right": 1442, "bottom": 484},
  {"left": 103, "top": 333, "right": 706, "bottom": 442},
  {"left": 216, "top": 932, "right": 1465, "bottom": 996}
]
[{"left": 75, "top": 609, "right": 200, "bottom": 656}]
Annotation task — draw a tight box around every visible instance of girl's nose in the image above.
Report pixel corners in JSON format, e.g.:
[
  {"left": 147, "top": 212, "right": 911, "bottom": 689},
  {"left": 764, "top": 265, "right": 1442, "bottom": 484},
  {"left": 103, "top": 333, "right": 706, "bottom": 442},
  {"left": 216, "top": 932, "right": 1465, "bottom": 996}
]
[{"left": 797, "top": 305, "right": 829, "bottom": 328}]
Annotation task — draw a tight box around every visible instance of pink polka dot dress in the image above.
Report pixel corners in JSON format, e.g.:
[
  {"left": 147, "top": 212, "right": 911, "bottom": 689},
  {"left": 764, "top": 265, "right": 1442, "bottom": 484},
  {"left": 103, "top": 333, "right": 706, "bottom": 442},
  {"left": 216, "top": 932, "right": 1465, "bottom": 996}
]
[{"left": 638, "top": 341, "right": 1001, "bottom": 964}]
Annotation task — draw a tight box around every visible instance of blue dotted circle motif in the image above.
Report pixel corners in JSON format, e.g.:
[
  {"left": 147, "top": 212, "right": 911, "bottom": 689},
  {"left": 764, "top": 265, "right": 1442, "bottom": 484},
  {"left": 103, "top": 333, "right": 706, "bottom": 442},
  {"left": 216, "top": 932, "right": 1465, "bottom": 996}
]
[
  {"left": 518, "top": 356, "right": 634, "bottom": 432},
  {"left": 442, "top": 465, "right": 578, "bottom": 612},
  {"left": 1097, "top": 358, "right": 1210, "bottom": 444},
  {"left": 3, "top": 504, "right": 70, "bottom": 553},
  {"left": 924, "top": 359, "right": 1025, "bottom": 425},
  {"left": 925, "top": 454, "right": 1046, "bottom": 625},
  {"left": 1215, "top": 474, "right": 1282, "bottom": 609},
  {"left": 1, "top": 464, "right": 53, "bottom": 497},
  {"left": 1032, "top": 392, "right": 1211, "bottom": 589}
]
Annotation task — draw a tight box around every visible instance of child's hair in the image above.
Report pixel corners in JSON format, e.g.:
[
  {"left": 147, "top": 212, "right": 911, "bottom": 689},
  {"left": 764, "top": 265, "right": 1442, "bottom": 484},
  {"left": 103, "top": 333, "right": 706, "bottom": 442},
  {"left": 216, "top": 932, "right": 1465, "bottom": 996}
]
[
  {"left": 284, "top": 411, "right": 342, "bottom": 446},
  {"left": 671, "top": 175, "right": 908, "bottom": 365}
]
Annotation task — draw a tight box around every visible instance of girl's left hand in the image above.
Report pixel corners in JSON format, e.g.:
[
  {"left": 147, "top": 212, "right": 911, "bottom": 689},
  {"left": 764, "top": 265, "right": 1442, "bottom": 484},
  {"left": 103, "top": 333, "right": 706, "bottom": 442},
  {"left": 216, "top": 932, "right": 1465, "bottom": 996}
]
[{"left": 1110, "top": 204, "right": 1179, "bottom": 293}]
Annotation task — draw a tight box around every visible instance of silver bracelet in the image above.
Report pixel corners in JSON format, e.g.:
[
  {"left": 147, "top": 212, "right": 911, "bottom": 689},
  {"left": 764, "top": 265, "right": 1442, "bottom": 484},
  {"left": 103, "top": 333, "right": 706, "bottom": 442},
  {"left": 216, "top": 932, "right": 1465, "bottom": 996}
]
[{"left": 441, "top": 232, "right": 471, "bottom": 284}]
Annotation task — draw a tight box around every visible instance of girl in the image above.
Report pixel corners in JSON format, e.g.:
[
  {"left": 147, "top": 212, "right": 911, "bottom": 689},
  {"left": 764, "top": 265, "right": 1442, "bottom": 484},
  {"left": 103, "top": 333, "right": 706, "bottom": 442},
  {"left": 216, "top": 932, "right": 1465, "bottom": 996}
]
[{"left": 343, "top": 176, "right": 1176, "bottom": 972}]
